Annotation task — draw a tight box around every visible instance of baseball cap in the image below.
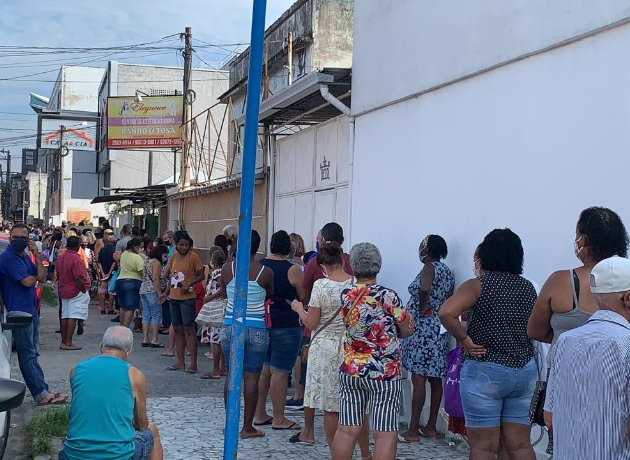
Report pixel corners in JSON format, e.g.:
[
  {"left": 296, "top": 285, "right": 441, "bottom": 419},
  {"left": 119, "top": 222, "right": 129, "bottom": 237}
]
[{"left": 590, "top": 256, "right": 630, "bottom": 293}]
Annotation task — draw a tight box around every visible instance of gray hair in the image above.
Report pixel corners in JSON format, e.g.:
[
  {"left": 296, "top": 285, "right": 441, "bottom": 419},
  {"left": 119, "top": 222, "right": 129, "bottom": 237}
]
[
  {"left": 163, "top": 230, "right": 175, "bottom": 238},
  {"left": 102, "top": 326, "right": 133, "bottom": 353},
  {"left": 349, "top": 242, "right": 382, "bottom": 279},
  {"left": 223, "top": 225, "right": 238, "bottom": 238}
]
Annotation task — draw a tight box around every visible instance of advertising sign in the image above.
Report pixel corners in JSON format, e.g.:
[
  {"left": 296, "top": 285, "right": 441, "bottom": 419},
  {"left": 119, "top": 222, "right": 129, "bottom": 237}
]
[
  {"left": 22, "top": 148, "right": 38, "bottom": 173},
  {"left": 107, "top": 96, "right": 183, "bottom": 149},
  {"left": 40, "top": 119, "right": 97, "bottom": 152}
]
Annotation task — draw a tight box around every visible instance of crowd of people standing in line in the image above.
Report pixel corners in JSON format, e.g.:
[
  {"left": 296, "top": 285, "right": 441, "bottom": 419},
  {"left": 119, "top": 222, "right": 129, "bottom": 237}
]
[{"left": 4, "top": 205, "right": 630, "bottom": 460}]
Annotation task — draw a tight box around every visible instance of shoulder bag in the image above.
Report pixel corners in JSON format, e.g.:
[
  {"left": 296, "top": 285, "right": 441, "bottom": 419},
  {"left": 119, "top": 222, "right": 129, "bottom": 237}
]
[{"left": 301, "top": 285, "right": 368, "bottom": 364}]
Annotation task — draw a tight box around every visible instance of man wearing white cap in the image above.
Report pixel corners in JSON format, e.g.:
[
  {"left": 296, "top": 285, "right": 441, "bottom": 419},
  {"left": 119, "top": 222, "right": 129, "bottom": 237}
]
[{"left": 544, "top": 255, "right": 630, "bottom": 460}]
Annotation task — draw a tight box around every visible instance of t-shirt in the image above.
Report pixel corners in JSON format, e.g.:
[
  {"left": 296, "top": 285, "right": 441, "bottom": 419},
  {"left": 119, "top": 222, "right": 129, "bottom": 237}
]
[
  {"left": 56, "top": 250, "right": 89, "bottom": 299},
  {"left": 115, "top": 236, "right": 132, "bottom": 254},
  {"left": 168, "top": 251, "right": 203, "bottom": 300},
  {"left": 465, "top": 272, "right": 536, "bottom": 368},
  {"left": 98, "top": 244, "right": 116, "bottom": 275},
  {"left": 118, "top": 251, "right": 144, "bottom": 280},
  {"left": 340, "top": 283, "right": 408, "bottom": 381},
  {"left": 0, "top": 246, "right": 38, "bottom": 316}
]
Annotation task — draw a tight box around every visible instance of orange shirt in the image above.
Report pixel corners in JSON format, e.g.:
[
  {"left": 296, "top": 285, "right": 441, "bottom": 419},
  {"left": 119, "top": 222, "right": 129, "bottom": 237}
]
[{"left": 168, "top": 251, "right": 203, "bottom": 300}]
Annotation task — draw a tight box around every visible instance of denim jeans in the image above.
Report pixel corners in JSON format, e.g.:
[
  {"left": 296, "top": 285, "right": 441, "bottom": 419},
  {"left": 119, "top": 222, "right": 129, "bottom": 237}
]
[
  {"left": 141, "top": 292, "right": 162, "bottom": 326},
  {"left": 13, "top": 314, "right": 49, "bottom": 401}
]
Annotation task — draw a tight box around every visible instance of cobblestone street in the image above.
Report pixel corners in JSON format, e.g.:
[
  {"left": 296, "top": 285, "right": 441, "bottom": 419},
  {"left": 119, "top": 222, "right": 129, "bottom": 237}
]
[{"left": 148, "top": 396, "right": 469, "bottom": 460}]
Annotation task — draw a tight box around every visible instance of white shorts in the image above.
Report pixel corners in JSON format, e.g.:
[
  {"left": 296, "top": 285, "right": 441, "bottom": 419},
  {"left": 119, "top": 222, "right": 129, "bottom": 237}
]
[{"left": 61, "top": 291, "right": 90, "bottom": 320}]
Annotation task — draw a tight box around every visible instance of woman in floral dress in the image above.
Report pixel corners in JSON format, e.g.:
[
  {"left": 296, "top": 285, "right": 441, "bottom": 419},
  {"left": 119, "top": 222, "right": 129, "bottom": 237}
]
[
  {"left": 401, "top": 235, "right": 455, "bottom": 443},
  {"left": 291, "top": 242, "right": 371, "bottom": 459}
]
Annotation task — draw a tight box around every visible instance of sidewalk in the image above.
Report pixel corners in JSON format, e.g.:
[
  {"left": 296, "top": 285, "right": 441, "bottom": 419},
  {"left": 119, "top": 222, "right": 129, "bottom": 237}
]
[{"left": 15, "top": 300, "right": 468, "bottom": 459}]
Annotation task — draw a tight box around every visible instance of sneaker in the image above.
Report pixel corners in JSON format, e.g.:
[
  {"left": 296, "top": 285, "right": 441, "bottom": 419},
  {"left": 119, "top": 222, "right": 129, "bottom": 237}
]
[
  {"left": 110, "top": 316, "right": 120, "bottom": 323},
  {"left": 77, "top": 322, "right": 84, "bottom": 336},
  {"left": 285, "top": 398, "right": 303, "bottom": 410}
]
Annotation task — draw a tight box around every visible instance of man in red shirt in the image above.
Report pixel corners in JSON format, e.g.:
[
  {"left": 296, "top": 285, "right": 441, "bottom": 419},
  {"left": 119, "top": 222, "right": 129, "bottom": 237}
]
[
  {"left": 56, "top": 236, "right": 90, "bottom": 351},
  {"left": 290, "top": 222, "right": 354, "bottom": 445}
]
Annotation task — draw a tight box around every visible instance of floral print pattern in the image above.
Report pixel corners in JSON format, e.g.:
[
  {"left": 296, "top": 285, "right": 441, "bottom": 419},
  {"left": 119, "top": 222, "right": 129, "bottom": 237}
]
[
  {"left": 402, "top": 261, "right": 455, "bottom": 377},
  {"left": 340, "top": 284, "right": 409, "bottom": 381}
]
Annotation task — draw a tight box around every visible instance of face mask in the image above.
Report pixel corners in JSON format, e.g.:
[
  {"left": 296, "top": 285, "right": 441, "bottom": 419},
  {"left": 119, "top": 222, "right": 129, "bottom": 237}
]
[
  {"left": 321, "top": 266, "right": 329, "bottom": 278},
  {"left": 419, "top": 246, "right": 428, "bottom": 263},
  {"left": 472, "top": 259, "right": 481, "bottom": 278},
  {"left": 10, "top": 238, "right": 28, "bottom": 252},
  {"left": 165, "top": 240, "right": 172, "bottom": 246},
  {"left": 315, "top": 241, "right": 320, "bottom": 253},
  {"left": 574, "top": 235, "right": 584, "bottom": 259}
]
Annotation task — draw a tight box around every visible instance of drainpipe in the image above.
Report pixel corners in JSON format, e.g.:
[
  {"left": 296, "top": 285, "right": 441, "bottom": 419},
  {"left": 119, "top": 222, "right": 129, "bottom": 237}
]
[{"left": 319, "top": 84, "right": 355, "bottom": 245}]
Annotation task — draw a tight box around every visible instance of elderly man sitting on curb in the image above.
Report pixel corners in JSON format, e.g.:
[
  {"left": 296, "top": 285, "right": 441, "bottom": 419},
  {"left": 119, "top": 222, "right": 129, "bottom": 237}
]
[{"left": 59, "top": 326, "right": 163, "bottom": 460}]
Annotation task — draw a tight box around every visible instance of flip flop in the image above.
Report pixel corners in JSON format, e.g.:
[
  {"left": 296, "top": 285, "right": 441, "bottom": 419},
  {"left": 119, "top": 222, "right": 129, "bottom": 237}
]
[
  {"left": 200, "top": 372, "right": 221, "bottom": 380},
  {"left": 253, "top": 417, "right": 273, "bottom": 426},
  {"left": 397, "top": 434, "right": 421, "bottom": 444},
  {"left": 150, "top": 343, "right": 165, "bottom": 348},
  {"left": 272, "top": 422, "right": 299, "bottom": 430},
  {"left": 37, "top": 393, "right": 68, "bottom": 406},
  {"left": 419, "top": 428, "right": 439, "bottom": 439},
  {"left": 141, "top": 343, "right": 150, "bottom": 348},
  {"left": 165, "top": 366, "right": 185, "bottom": 371},
  {"left": 60, "top": 345, "right": 82, "bottom": 351},
  {"left": 289, "top": 432, "right": 315, "bottom": 445},
  {"left": 240, "top": 428, "right": 265, "bottom": 439},
  {"left": 184, "top": 369, "right": 197, "bottom": 375},
  {"left": 161, "top": 352, "right": 175, "bottom": 357}
]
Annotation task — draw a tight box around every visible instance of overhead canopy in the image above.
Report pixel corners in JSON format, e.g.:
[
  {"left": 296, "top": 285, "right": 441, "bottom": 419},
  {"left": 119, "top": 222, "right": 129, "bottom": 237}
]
[{"left": 91, "top": 183, "right": 176, "bottom": 205}]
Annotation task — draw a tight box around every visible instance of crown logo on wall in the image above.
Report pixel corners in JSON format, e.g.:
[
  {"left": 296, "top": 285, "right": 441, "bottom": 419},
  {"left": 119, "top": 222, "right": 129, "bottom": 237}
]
[{"left": 320, "top": 156, "right": 331, "bottom": 181}]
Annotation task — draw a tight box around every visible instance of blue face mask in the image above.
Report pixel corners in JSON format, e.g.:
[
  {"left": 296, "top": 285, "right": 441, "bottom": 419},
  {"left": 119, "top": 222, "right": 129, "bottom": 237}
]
[
  {"left": 315, "top": 241, "right": 320, "bottom": 252},
  {"left": 10, "top": 238, "right": 28, "bottom": 252}
]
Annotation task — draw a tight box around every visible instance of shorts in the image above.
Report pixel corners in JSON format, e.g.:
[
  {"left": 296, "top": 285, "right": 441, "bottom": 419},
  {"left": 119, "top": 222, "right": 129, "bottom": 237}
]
[
  {"left": 339, "top": 373, "right": 401, "bottom": 432},
  {"left": 61, "top": 291, "right": 90, "bottom": 320},
  {"left": 264, "top": 327, "right": 302, "bottom": 373},
  {"left": 459, "top": 358, "right": 537, "bottom": 428},
  {"left": 116, "top": 278, "right": 141, "bottom": 310},
  {"left": 221, "top": 326, "right": 269, "bottom": 373},
  {"left": 58, "top": 428, "right": 154, "bottom": 460},
  {"left": 141, "top": 292, "right": 162, "bottom": 326},
  {"left": 170, "top": 298, "right": 197, "bottom": 327}
]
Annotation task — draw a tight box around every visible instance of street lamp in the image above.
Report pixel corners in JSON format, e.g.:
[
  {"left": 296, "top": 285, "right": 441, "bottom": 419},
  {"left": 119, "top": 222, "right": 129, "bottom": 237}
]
[{"left": 134, "top": 90, "right": 150, "bottom": 103}]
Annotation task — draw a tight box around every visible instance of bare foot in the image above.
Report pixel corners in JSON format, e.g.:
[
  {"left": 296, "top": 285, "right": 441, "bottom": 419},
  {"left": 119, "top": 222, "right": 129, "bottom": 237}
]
[
  {"left": 241, "top": 428, "right": 265, "bottom": 439},
  {"left": 419, "top": 427, "right": 439, "bottom": 438}
]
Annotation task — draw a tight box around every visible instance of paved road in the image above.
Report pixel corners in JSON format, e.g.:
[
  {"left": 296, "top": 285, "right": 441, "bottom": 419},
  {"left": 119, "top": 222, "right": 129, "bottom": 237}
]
[{"left": 9, "top": 300, "right": 469, "bottom": 459}]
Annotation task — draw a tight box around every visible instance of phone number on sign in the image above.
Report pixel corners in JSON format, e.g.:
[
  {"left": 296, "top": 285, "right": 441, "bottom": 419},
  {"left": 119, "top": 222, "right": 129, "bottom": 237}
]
[{"left": 108, "top": 138, "right": 182, "bottom": 147}]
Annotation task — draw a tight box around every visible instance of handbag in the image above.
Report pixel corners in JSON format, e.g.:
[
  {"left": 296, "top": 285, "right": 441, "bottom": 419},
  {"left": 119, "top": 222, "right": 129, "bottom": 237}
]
[
  {"left": 444, "top": 344, "right": 465, "bottom": 418},
  {"left": 301, "top": 285, "right": 368, "bottom": 364},
  {"left": 529, "top": 375, "right": 548, "bottom": 426},
  {"left": 108, "top": 270, "right": 119, "bottom": 293}
]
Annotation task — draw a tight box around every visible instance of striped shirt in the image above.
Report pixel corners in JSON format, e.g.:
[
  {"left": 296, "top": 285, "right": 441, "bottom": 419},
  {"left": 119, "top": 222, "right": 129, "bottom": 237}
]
[
  {"left": 222, "top": 264, "right": 267, "bottom": 329},
  {"left": 545, "top": 310, "right": 630, "bottom": 460}
]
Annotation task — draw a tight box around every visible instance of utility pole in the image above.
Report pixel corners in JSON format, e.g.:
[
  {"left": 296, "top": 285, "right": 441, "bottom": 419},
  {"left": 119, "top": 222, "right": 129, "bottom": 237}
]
[
  {"left": 263, "top": 38, "right": 269, "bottom": 100},
  {"left": 287, "top": 31, "right": 293, "bottom": 85},
  {"left": 37, "top": 168, "right": 42, "bottom": 220},
  {"left": 58, "top": 126, "right": 65, "bottom": 223},
  {"left": 147, "top": 150, "right": 153, "bottom": 186},
  {"left": 0, "top": 149, "right": 10, "bottom": 222},
  {"left": 181, "top": 26, "right": 192, "bottom": 189}
]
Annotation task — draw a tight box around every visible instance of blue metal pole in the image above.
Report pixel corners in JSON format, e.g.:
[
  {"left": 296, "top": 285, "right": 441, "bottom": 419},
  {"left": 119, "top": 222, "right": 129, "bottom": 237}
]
[{"left": 223, "top": 1, "right": 267, "bottom": 458}]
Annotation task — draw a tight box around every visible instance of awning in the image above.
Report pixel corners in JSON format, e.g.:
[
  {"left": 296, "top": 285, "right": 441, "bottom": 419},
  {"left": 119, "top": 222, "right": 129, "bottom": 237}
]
[{"left": 91, "top": 183, "right": 176, "bottom": 205}]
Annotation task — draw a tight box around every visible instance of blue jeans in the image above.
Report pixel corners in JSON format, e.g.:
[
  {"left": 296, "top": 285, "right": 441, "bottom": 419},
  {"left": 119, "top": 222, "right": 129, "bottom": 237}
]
[
  {"left": 13, "top": 315, "right": 49, "bottom": 401},
  {"left": 221, "top": 326, "right": 269, "bottom": 373},
  {"left": 265, "top": 327, "right": 303, "bottom": 373},
  {"left": 460, "top": 358, "right": 537, "bottom": 427},
  {"left": 58, "top": 428, "right": 154, "bottom": 460},
  {"left": 141, "top": 292, "right": 162, "bottom": 326}
]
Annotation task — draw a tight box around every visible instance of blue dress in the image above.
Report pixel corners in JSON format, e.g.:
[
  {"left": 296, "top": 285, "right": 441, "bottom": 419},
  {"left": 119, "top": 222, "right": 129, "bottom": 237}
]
[{"left": 402, "top": 261, "right": 455, "bottom": 377}]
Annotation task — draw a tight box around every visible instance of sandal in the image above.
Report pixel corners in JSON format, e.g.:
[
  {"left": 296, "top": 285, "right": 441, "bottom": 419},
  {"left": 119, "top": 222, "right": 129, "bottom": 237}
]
[
  {"left": 200, "top": 372, "right": 221, "bottom": 380},
  {"left": 37, "top": 393, "right": 68, "bottom": 406}
]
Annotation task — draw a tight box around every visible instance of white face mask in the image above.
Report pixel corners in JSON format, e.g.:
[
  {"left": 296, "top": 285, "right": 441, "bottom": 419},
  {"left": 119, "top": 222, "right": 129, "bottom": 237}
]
[
  {"left": 321, "top": 266, "right": 330, "bottom": 279},
  {"left": 472, "top": 258, "right": 481, "bottom": 278},
  {"left": 574, "top": 235, "right": 584, "bottom": 259}
]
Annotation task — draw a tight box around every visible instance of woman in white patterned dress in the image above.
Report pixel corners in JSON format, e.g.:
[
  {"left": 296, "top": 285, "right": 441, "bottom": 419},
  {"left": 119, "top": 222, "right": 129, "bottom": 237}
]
[{"left": 291, "top": 242, "right": 372, "bottom": 458}]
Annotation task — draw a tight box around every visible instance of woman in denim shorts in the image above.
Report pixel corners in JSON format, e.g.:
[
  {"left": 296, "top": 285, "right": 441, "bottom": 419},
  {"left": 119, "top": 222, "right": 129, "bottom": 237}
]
[
  {"left": 220, "top": 230, "right": 275, "bottom": 439},
  {"left": 440, "top": 229, "right": 538, "bottom": 459},
  {"left": 254, "top": 230, "right": 308, "bottom": 430}
]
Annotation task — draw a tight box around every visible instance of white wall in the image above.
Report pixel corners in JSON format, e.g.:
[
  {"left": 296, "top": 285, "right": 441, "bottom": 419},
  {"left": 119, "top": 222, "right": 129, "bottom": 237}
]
[
  {"left": 274, "top": 116, "right": 350, "bottom": 251},
  {"left": 351, "top": 22, "right": 630, "bottom": 299},
  {"left": 352, "top": 0, "right": 630, "bottom": 114}
]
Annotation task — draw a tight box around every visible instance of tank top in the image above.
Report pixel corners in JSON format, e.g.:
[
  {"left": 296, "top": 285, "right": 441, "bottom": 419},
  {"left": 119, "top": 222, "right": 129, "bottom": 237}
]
[
  {"left": 223, "top": 262, "right": 267, "bottom": 329},
  {"left": 466, "top": 272, "right": 537, "bottom": 368},
  {"left": 63, "top": 356, "right": 135, "bottom": 460},
  {"left": 547, "top": 270, "right": 592, "bottom": 367},
  {"left": 260, "top": 258, "right": 299, "bottom": 328}
]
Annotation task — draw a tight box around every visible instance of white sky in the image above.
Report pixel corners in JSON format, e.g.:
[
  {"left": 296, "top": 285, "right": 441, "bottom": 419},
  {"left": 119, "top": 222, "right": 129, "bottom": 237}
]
[{"left": 0, "top": 0, "right": 296, "bottom": 170}]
